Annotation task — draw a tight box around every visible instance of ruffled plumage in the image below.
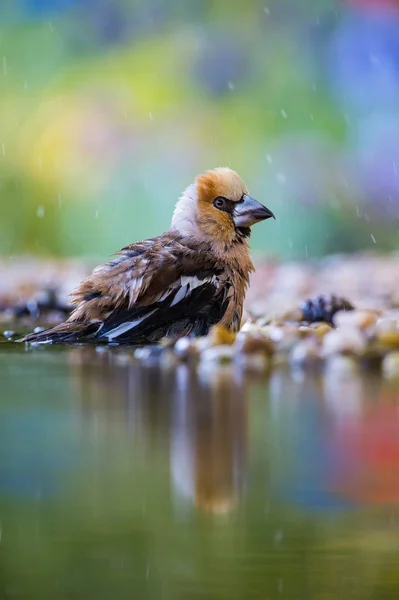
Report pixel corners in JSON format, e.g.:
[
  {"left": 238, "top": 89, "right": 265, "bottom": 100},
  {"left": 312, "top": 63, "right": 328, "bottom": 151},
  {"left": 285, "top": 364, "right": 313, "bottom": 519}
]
[{"left": 20, "top": 168, "right": 274, "bottom": 345}]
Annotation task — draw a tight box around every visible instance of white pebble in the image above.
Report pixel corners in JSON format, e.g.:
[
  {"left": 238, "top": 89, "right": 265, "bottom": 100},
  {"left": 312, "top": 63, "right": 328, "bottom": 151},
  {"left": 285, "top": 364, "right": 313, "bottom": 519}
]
[{"left": 323, "top": 329, "right": 365, "bottom": 356}]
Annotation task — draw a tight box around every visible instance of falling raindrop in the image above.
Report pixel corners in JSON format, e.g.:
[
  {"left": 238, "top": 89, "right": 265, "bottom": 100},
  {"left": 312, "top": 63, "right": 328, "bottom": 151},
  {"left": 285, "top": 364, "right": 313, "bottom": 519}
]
[
  {"left": 264, "top": 7, "right": 270, "bottom": 14},
  {"left": 280, "top": 109, "right": 287, "bottom": 119},
  {"left": 24, "top": 81, "right": 28, "bottom": 90},
  {"left": 277, "top": 172, "right": 287, "bottom": 184},
  {"left": 227, "top": 81, "right": 235, "bottom": 91},
  {"left": 37, "top": 206, "right": 45, "bottom": 218},
  {"left": 2, "top": 56, "right": 7, "bottom": 75},
  {"left": 1, "top": 142, "right": 5, "bottom": 157},
  {"left": 274, "top": 529, "right": 284, "bottom": 543},
  {"left": 95, "top": 210, "right": 99, "bottom": 218},
  {"left": 266, "top": 154, "right": 273, "bottom": 164},
  {"left": 371, "top": 233, "right": 376, "bottom": 244},
  {"left": 149, "top": 112, "right": 153, "bottom": 120}
]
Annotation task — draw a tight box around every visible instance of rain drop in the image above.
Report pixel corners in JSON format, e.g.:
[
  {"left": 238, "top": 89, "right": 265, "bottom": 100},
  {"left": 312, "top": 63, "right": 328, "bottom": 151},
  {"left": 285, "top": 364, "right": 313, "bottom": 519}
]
[
  {"left": 280, "top": 109, "right": 287, "bottom": 119},
  {"left": 371, "top": 234, "right": 376, "bottom": 244},
  {"left": 266, "top": 154, "right": 273, "bottom": 164},
  {"left": 2, "top": 56, "right": 7, "bottom": 75},
  {"left": 1, "top": 142, "right": 5, "bottom": 157},
  {"left": 274, "top": 529, "right": 284, "bottom": 543},
  {"left": 277, "top": 172, "right": 287, "bottom": 184},
  {"left": 37, "top": 206, "right": 45, "bottom": 218},
  {"left": 228, "top": 81, "right": 235, "bottom": 91}
]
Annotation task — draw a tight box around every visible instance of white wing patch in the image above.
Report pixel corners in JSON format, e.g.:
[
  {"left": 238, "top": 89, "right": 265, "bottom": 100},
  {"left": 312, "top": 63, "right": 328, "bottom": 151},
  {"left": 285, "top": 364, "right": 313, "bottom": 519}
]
[
  {"left": 104, "top": 310, "right": 156, "bottom": 340},
  {"left": 170, "top": 275, "right": 218, "bottom": 307},
  {"left": 169, "top": 275, "right": 218, "bottom": 307}
]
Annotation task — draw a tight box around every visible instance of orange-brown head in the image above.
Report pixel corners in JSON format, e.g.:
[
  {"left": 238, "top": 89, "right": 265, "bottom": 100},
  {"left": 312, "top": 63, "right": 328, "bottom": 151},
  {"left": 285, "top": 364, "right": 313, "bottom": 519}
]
[{"left": 172, "top": 167, "right": 275, "bottom": 246}]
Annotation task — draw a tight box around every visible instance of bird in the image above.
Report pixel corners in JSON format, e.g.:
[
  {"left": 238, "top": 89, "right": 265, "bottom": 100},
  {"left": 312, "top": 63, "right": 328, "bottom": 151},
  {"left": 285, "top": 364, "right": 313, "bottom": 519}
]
[{"left": 20, "top": 167, "right": 275, "bottom": 345}]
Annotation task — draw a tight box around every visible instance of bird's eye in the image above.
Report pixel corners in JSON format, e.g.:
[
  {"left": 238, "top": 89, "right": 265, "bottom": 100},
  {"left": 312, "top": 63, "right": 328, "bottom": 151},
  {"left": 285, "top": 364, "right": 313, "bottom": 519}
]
[{"left": 213, "top": 197, "right": 227, "bottom": 210}]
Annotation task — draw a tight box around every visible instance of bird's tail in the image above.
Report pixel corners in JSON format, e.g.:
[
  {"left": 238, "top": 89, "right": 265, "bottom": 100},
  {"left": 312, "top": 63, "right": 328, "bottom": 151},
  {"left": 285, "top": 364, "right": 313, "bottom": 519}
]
[{"left": 19, "top": 320, "right": 99, "bottom": 344}]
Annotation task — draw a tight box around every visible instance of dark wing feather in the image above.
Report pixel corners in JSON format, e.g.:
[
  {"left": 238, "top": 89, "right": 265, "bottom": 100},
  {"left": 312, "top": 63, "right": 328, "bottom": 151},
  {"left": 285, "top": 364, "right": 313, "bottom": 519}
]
[{"left": 96, "top": 278, "right": 230, "bottom": 344}]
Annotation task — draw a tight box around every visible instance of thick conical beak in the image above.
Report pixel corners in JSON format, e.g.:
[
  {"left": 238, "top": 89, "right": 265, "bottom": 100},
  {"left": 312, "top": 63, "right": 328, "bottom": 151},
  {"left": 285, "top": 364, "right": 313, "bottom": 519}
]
[{"left": 233, "top": 194, "right": 275, "bottom": 227}]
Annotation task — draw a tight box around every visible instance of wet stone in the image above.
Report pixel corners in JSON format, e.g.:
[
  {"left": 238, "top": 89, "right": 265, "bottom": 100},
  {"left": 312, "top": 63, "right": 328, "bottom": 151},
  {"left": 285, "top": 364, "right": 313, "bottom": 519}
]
[
  {"left": 174, "top": 337, "right": 200, "bottom": 360},
  {"left": 200, "top": 345, "right": 234, "bottom": 364},
  {"left": 323, "top": 328, "right": 366, "bottom": 357},
  {"left": 382, "top": 352, "right": 399, "bottom": 379},
  {"left": 290, "top": 339, "right": 322, "bottom": 366},
  {"left": 333, "top": 309, "right": 379, "bottom": 331},
  {"left": 2, "top": 330, "right": 16, "bottom": 339}
]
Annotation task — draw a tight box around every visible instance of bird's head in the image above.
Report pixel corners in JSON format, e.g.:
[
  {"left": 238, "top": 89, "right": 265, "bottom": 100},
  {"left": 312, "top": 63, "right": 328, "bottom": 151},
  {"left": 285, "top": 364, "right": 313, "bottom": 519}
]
[{"left": 172, "top": 167, "right": 275, "bottom": 246}]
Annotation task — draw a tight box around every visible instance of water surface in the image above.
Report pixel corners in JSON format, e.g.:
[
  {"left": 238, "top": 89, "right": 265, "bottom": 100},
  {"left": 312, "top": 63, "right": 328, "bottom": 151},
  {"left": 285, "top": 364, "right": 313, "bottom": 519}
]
[{"left": 1, "top": 344, "right": 399, "bottom": 599}]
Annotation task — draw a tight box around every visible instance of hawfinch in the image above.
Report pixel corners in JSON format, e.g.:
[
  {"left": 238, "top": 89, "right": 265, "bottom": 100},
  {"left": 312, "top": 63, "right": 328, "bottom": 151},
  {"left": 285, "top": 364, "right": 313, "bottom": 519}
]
[{"left": 21, "top": 168, "right": 275, "bottom": 344}]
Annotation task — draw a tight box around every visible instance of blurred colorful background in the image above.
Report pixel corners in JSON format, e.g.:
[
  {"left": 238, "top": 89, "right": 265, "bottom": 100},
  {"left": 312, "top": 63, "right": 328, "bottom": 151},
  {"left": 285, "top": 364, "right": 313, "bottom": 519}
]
[{"left": 1, "top": 0, "right": 399, "bottom": 261}]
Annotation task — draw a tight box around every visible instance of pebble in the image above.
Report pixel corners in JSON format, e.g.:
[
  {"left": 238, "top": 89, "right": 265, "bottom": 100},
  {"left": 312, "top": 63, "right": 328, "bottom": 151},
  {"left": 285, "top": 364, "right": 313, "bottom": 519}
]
[
  {"left": 200, "top": 345, "right": 234, "bottom": 365},
  {"left": 2, "top": 330, "right": 15, "bottom": 339},
  {"left": 234, "top": 332, "right": 274, "bottom": 355},
  {"left": 310, "top": 323, "right": 333, "bottom": 338},
  {"left": 240, "top": 321, "right": 261, "bottom": 335},
  {"left": 33, "top": 326, "right": 46, "bottom": 334},
  {"left": 377, "top": 330, "right": 399, "bottom": 349},
  {"left": 376, "top": 316, "right": 399, "bottom": 334},
  {"left": 382, "top": 352, "right": 399, "bottom": 379},
  {"left": 323, "top": 328, "right": 366, "bottom": 357},
  {"left": 333, "top": 309, "right": 378, "bottom": 331},
  {"left": 174, "top": 336, "right": 200, "bottom": 360},
  {"left": 290, "top": 339, "right": 322, "bottom": 366}
]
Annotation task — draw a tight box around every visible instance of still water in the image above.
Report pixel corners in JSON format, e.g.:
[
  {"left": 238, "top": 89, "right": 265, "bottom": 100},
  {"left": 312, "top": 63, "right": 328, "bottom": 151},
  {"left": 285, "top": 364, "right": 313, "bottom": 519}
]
[{"left": 1, "top": 343, "right": 399, "bottom": 599}]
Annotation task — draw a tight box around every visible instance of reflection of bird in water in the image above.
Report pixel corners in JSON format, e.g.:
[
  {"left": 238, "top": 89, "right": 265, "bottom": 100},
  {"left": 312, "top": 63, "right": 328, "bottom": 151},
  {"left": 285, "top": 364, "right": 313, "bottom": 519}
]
[
  {"left": 68, "top": 348, "right": 249, "bottom": 514},
  {"left": 171, "top": 365, "right": 248, "bottom": 514}
]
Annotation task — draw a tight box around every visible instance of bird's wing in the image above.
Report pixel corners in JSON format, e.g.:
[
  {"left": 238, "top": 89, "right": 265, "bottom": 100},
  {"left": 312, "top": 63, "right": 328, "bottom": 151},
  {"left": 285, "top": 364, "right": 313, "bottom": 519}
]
[
  {"left": 97, "top": 272, "right": 231, "bottom": 343},
  {"left": 68, "top": 235, "right": 232, "bottom": 343}
]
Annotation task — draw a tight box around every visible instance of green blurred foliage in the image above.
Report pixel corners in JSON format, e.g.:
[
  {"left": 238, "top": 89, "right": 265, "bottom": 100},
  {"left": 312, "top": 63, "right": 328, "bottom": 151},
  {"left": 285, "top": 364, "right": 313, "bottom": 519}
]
[{"left": 0, "top": 0, "right": 397, "bottom": 260}]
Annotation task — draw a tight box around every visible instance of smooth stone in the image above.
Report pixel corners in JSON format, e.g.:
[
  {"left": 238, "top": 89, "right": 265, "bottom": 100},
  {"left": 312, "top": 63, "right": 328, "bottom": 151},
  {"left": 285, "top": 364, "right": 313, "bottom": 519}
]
[
  {"left": 333, "top": 309, "right": 378, "bottom": 330},
  {"left": 323, "top": 328, "right": 366, "bottom": 356},
  {"left": 200, "top": 345, "right": 234, "bottom": 364},
  {"left": 382, "top": 352, "right": 399, "bottom": 379}
]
